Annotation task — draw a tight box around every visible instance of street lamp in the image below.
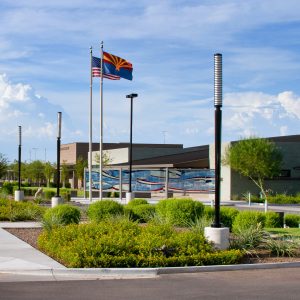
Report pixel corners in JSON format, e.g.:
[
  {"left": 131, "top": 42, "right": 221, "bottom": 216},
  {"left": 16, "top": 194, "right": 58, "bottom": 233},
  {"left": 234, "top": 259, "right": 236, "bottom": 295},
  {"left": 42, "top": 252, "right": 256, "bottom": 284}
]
[
  {"left": 15, "top": 126, "right": 24, "bottom": 201},
  {"left": 126, "top": 93, "right": 138, "bottom": 203},
  {"left": 204, "top": 53, "right": 229, "bottom": 250},
  {"left": 213, "top": 53, "right": 222, "bottom": 228},
  {"left": 52, "top": 112, "right": 63, "bottom": 207}
]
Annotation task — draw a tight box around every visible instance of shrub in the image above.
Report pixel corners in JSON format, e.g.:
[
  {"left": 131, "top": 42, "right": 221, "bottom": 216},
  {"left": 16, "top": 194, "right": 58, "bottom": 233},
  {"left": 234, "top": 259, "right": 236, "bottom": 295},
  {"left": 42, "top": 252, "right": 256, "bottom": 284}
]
[
  {"left": 156, "top": 198, "right": 204, "bottom": 226},
  {"left": 268, "top": 194, "right": 300, "bottom": 205},
  {"left": 203, "top": 206, "right": 215, "bottom": 219},
  {"left": 87, "top": 200, "right": 124, "bottom": 222},
  {"left": 220, "top": 207, "right": 239, "bottom": 230},
  {"left": 60, "top": 191, "right": 71, "bottom": 201},
  {"left": 38, "top": 220, "right": 243, "bottom": 268},
  {"left": 265, "top": 211, "right": 283, "bottom": 228},
  {"left": 127, "top": 198, "right": 148, "bottom": 207},
  {"left": 42, "top": 204, "right": 81, "bottom": 231},
  {"left": 265, "top": 236, "right": 299, "bottom": 257},
  {"left": 130, "top": 204, "right": 156, "bottom": 223},
  {"left": 44, "top": 190, "right": 56, "bottom": 200},
  {"left": 232, "top": 211, "right": 266, "bottom": 233},
  {"left": 285, "top": 214, "right": 300, "bottom": 228},
  {"left": 1, "top": 182, "right": 15, "bottom": 195},
  {"left": 0, "top": 200, "right": 45, "bottom": 221},
  {"left": 230, "top": 223, "right": 264, "bottom": 250}
]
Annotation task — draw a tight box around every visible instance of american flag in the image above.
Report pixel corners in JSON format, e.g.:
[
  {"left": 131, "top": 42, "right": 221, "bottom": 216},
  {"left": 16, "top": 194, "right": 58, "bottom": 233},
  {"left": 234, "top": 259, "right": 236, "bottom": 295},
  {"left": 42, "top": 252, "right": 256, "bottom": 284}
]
[{"left": 92, "top": 56, "right": 120, "bottom": 80}]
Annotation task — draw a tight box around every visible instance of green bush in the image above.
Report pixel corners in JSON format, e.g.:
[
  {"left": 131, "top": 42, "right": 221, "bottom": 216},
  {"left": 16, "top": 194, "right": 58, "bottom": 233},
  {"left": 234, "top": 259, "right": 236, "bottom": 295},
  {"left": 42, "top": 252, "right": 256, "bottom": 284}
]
[
  {"left": 38, "top": 220, "right": 243, "bottom": 268},
  {"left": 220, "top": 207, "right": 239, "bottom": 230},
  {"left": 156, "top": 198, "right": 205, "bottom": 226},
  {"left": 265, "top": 236, "right": 299, "bottom": 257},
  {"left": 284, "top": 214, "right": 300, "bottom": 228},
  {"left": 0, "top": 200, "right": 45, "bottom": 221},
  {"left": 60, "top": 191, "right": 71, "bottom": 201},
  {"left": 87, "top": 200, "right": 124, "bottom": 222},
  {"left": 1, "top": 182, "right": 15, "bottom": 195},
  {"left": 130, "top": 204, "right": 156, "bottom": 222},
  {"left": 203, "top": 206, "right": 215, "bottom": 219},
  {"left": 268, "top": 194, "right": 300, "bottom": 205},
  {"left": 230, "top": 223, "right": 264, "bottom": 250},
  {"left": 43, "top": 204, "right": 81, "bottom": 230},
  {"left": 265, "top": 211, "right": 283, "bottom": 228},
  {"left": 232, "top": 211, "right": 266, "bottom": 233},
  {"left": 127, "top": 198, "right": 148, "bottom": 207},
  {"left": 44, "top": 190, "right": 56, "bottom": 200}
]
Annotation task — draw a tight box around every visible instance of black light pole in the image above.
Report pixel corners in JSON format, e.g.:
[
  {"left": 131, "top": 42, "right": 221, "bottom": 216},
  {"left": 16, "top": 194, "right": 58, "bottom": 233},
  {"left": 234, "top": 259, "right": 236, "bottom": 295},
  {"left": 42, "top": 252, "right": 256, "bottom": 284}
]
[
  {"left": 56, "top": 112, "right": 62, "bottom": 197},
  {"left": 212, "top": 53, "right": 222, "bottom": 228},
  {"left": 126, "top": 93, "right": 138, "bottom": 197},
  {"left": 18, "top": 126, "right": 22, "bottom": 191}
]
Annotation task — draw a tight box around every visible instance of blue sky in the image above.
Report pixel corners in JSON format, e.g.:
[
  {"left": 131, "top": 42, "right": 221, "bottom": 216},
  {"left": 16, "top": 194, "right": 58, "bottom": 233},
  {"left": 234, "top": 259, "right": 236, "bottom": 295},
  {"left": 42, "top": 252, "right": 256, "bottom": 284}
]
[{"left": 1, "top": 0, "right": 300, "bottom": 162}]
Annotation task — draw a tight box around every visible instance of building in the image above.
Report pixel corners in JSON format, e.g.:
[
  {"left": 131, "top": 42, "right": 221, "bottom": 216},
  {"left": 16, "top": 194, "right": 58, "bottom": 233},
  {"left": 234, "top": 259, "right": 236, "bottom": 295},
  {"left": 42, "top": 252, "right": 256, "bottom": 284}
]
[{"left": 60, "top": 135, "right": 300, "bottom": 199}]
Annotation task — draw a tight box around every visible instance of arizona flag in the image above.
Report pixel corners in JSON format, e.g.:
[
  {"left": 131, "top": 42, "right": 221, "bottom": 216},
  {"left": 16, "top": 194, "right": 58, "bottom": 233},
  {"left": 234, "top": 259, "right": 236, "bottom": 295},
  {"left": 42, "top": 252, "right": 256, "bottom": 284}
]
[{"left": 103, "top": 51, "right": 133, "bottom": 81}]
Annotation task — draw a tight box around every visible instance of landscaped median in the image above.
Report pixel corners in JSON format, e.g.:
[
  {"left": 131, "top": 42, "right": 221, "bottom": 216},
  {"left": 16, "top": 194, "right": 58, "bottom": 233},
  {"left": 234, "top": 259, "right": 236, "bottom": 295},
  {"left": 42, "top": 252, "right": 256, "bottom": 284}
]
[
  {"left": 37, "top": 220, "right": 243, "bottom": 268},
  {"left": 1, "top": 196, "right": 300, "bottom": 268}
]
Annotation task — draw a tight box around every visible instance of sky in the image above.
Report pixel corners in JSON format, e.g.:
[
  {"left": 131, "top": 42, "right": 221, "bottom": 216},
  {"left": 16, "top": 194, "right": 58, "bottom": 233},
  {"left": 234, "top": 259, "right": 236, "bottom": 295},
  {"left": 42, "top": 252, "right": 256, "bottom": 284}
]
[{"left": 1, "top": 0, "right": 300, "bottom": 163}]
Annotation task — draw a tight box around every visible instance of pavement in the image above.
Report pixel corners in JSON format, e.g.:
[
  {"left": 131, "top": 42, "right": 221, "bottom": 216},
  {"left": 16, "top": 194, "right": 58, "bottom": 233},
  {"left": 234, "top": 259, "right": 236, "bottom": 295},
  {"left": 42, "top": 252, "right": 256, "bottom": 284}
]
[{"left": 0, "top": 200, "right": 300, "bottom": 282}]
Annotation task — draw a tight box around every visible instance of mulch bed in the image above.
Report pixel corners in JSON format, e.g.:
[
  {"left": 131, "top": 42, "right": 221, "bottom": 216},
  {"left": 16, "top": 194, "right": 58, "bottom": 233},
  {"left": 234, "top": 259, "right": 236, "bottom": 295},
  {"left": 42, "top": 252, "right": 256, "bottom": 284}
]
[{"left": 4, "top": 228, "right": 300, "bottom": 266}]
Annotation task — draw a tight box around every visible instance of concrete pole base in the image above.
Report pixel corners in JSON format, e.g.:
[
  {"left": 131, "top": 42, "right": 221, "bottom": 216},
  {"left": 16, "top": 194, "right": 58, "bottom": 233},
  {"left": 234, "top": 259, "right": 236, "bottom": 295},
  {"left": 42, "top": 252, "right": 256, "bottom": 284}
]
[
  {"left": 51, "top": 196, "right": 63, "bottom": 208},
  {"left": 125, "top": 192, "right": 134, "bottom": 204},
  {"left": 204, "top": 227, "right": 230, "bottom": 250},
  {"left": 14, "top": 190, "right": 24, "bottom": 201}
]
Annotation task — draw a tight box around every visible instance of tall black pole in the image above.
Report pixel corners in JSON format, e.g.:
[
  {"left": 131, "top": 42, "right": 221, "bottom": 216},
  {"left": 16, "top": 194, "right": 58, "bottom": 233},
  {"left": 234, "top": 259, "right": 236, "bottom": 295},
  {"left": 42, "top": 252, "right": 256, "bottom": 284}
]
[
  {"left": 56, "top": 112, "right": 62, "bottom": 197},
  {"left": 126, "top": 93, "right": 138, "bottom": 195},
  {"left": 18, "top": 126, "right": 21, "bottom": 191},
  {"left": 129, "top": 97, "right": 133, "bottom": 193},
  {"left": 212, "top": 53, "right": 222, "bottom": 228}
]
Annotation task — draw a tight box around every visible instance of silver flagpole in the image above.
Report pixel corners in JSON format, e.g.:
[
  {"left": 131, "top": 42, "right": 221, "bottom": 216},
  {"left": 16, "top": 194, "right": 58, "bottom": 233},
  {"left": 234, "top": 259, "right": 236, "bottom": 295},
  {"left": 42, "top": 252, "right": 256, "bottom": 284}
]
[
  {"left": 89, "top": 46, "right": 93, "bottom": 202},
  {"left": 99, "top": 41, "right": 104, "bottom": 200}
]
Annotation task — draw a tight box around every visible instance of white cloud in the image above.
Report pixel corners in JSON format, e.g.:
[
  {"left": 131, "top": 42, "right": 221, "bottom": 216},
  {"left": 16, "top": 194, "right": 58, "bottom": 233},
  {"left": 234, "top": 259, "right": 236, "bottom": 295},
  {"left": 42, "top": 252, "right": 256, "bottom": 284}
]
[
  {"left": 277, "top": 91, "right": 300, "bottom": 119},
  {"left": 223, "top": 90, "right": 300, "bottom": 139}
]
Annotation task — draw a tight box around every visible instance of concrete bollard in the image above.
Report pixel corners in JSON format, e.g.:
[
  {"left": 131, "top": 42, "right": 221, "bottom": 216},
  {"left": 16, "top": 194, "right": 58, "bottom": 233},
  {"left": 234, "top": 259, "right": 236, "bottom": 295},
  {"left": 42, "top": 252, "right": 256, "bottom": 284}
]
[{"left": 204, "top": 227, "right": 230, "bottom": 250}]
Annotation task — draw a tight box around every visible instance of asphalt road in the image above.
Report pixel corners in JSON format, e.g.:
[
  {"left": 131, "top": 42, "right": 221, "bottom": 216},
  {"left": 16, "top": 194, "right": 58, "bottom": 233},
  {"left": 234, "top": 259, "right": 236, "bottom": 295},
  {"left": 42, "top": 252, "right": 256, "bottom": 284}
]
[{"left": 0, "top": 267, "right": 300, "bottom": 300}]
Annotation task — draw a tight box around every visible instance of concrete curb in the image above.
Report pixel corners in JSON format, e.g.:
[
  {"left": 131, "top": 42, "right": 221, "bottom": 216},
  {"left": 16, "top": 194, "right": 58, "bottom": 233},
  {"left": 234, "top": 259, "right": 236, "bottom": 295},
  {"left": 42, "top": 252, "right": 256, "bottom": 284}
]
[{"left": 1, "top": 261, "right": 300, "bottom": 280}]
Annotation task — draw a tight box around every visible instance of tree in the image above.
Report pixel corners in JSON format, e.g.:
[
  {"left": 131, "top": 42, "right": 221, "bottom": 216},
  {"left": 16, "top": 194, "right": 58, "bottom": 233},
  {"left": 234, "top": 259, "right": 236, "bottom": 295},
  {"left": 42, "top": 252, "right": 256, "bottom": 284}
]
[
  {"left": 94, "top": 151, "right": 111, "bottom": 165},
  {"left": 44, "top": 162, "right": 55, "bottom": 187},
  {"left": 60, "top": 161, "right": 69, "bottom": 188},
  {"left": 74, "top": 156, "right": 87, "bottom": 189},
  {"left": 26, "top": 160, "right": 45, "bottom": 186},
  {"left": 223, "top": 136, "right": 283, "bottom": 200},
  {"left": 0, "top": 153, "right": 8, "bottom": 179}
]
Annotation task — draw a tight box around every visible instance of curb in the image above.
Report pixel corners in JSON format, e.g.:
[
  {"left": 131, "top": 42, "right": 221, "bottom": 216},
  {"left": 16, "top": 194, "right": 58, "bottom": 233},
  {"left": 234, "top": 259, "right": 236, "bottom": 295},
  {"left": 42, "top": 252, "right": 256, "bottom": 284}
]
[{"left": 1, "top": 261, "right": 300, "bottom": 280}]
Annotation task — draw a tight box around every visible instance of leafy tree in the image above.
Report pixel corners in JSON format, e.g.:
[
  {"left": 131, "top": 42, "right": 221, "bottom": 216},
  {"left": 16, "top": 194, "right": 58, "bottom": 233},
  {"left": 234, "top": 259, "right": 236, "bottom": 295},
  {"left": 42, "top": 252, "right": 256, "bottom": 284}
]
[
  {"left": 44, "top": 162, "right": 55, "bottom": 187},
  {"left": 0, "top": 153, "right": 8, "bottom": 179},
  {"left": 74, "top": 156, "right": 87, "bottom": 189},
  {"left": 223, "top": 136, "right": 283, "bottom": 200},
  {"left": 94, "top": 151, "right": 111, "bottom": 165},
  {"left": 27, "top": 160, "right": 45, "bottom": 186},
  {"left": 60, "top": 160, "right": 69, "bottom": 188}
]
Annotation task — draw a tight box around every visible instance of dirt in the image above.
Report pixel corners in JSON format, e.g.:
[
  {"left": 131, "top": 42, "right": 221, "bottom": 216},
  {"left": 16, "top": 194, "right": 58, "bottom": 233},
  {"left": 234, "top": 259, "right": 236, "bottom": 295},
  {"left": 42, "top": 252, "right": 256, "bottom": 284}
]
[{"left": 4, "top": 228, "right": 300, "bottom": 265}]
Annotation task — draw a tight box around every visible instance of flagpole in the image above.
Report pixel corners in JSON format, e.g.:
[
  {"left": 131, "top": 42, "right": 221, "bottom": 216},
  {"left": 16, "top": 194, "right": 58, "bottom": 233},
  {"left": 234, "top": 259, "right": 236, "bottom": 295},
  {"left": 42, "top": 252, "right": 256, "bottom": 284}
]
[
  {"left": 99, "top": 41, "right": 104, "bottom": 200},
  {"left": 89, "top": 46, "right": 93, "bottom": 202}
]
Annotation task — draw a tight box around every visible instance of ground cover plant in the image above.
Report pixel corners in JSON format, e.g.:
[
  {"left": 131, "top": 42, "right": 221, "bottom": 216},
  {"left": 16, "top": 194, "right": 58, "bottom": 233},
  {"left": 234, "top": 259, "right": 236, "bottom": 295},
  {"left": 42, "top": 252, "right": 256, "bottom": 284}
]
[{"left": 38, "top": 218, "right": 243, "bottom": 268}]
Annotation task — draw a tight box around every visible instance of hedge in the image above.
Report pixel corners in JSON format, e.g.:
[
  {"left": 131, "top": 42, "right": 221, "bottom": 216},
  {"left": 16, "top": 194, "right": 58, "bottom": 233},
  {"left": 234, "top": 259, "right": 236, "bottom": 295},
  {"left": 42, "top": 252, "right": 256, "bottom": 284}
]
[{"left": 38, "top": 220, "right": 243, "bottom": 268}]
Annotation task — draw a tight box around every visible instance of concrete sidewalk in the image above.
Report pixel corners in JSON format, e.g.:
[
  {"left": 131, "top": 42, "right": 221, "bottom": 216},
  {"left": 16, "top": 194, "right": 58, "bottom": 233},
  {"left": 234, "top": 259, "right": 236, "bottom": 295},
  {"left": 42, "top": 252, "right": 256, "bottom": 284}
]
[{"left": 0, "top": 223, "right": 64, "bottom": 271}]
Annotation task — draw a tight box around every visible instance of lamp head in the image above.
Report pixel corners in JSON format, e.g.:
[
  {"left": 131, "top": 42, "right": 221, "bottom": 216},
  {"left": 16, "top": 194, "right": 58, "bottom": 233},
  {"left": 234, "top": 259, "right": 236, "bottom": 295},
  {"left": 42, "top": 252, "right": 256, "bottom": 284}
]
[{"left": 126, "top": 93, "right": 138, "bottom": 99}]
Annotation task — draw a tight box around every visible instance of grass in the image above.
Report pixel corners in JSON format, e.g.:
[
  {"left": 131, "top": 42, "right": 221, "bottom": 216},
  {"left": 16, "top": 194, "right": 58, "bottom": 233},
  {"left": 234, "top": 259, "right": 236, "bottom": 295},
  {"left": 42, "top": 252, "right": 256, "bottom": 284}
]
[{"left": 265, "top": 228, "right": 300, "bottom": 237}]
